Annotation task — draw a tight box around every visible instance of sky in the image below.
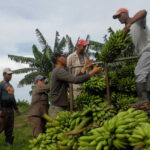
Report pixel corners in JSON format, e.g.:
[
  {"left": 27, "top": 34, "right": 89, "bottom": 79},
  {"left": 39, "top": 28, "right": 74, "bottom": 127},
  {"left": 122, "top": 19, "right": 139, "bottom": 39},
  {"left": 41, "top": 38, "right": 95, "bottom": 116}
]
[{"left": 0, "top": 0, "right": 150, "bottom": 102}]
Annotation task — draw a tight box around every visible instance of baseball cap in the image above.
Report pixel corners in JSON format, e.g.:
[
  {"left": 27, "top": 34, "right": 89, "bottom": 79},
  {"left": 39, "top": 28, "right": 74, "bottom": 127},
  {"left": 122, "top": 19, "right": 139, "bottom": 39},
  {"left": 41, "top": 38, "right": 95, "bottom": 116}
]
[
  {"left": 113, "top": 8, "right": 129, "bottom": 19},
  {"left": 34, "top": 75, "right": 46, "bottom": 83},
  {"left": 77, "top": 40, "right": 88, "bottom": 47},
  {"left": 3, "top": 68, "right": 13, "bottom": 74}
]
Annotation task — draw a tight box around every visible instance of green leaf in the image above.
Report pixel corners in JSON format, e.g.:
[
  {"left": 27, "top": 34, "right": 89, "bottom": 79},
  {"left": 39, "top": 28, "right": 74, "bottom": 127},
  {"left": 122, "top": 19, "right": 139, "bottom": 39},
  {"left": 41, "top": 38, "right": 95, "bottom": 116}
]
[{"left": 8, "top": 55, "right": 34, "bottom": 64}]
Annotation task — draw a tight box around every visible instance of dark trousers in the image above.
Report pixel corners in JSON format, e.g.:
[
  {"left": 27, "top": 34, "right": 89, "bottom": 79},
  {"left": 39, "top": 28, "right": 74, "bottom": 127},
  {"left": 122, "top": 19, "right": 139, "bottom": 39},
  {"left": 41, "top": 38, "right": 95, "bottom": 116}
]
[
  {"left": 29, "top": 116, "right": 46, "bottom": 137},
  {"left": 0, "top": 109, "right": 14, "bottom": 143}
]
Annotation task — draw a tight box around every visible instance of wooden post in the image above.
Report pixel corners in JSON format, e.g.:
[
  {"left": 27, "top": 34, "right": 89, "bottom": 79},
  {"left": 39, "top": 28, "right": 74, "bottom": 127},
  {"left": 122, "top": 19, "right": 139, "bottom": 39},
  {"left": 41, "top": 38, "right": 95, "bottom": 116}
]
[
  {"left": 69, "top": 67, "right": 74, "bottom": 112},
  {"left": 104, "top": 63, "right": 111, "bottom": 104}
]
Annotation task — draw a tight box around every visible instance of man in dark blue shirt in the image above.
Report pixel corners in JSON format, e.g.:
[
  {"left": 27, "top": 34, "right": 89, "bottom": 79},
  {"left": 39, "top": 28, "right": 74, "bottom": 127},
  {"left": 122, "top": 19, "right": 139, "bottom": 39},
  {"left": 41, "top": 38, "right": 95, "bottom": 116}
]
[{"left": 0, "top": 68, "right": 20, "bottom": 145}]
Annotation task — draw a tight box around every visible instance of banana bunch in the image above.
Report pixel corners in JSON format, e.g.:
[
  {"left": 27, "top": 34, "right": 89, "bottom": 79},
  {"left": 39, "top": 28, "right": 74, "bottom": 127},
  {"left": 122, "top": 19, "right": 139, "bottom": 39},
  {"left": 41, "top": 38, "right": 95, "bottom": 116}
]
[
  {"left": 75, "top": 77, "right": 106, "bottom": 109},
  {"left": 87, "top": 102, "right": 116, "bottom": 124},
  {"left": 29, "top": 133, "right": 57, "bottom": 150},
  {"left": 99, "top": 29, "right": 132, "bottom": 63},
  {"left": 111, "top": 92, "right": 137, "bottom": 111},
  {"left": 75, "top": 92, "right": 102, "bottom": 109},
  {"left": 82, "top": 77, "right": 106, "bottom": 95},
  {"left": 129, "top": 123, "right": 150, "bottom": 150},
  {"left": 29, "top": 112, "right": 72, "bottom": 150},
  {"left": 78, "top": 108, "right": 149, "bottom": 150}
]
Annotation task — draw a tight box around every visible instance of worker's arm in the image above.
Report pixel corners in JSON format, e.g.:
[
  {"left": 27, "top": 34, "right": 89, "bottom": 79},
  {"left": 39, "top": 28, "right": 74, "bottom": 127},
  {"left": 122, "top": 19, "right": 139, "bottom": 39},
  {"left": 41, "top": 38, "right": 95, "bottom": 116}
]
[
  {"left": 124, "top": 9, "right": 147, "bottom": 33},
  {"left": 129, "top": 9, "right": 147, "bottom": 25},
  {"left": 36, "top": 85, "right": 50, "bottom": 94},
  {"left": 57, "top": 67, "right": 102, "bottom": 84}
]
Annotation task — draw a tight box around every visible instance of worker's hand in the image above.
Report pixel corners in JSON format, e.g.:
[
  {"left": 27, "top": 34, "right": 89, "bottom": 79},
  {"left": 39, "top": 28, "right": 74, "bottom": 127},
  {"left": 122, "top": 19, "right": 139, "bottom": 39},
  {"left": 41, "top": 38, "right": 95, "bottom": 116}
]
[
  {"left": 81, "top": 60, "right": 93, "bottom": 74},
  {"left": 89, "top": 66, "right": 103, "bottom": 76},
  {"left": 84, "top": 60, "right": 93, "bottom": 68},
  {"left": 124, "top": 23, "right": 131, "bottom": 33},
  {"left": 15, "top": 110, "right": 21, "bottom": 116}
]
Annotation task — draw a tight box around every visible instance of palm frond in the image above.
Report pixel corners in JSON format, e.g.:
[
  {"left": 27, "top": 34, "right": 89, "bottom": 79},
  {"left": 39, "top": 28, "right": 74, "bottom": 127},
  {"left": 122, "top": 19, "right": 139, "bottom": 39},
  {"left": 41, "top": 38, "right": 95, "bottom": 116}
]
[
  {"left": 13, "top": 68, "right": 37, "bottom": 74},
  {"left": 57, "top": 37, "right": 66, "bottom": 52},
  {"left": 18, "top": 71, "right": 41, "bottom": 86},
  {"left": 54, "top": 31, "right": 60, "bottom": 52},
  {"left": 89, "top": 40, "right": 104, "bottom": 51},
  {"left": 35, "top": 28, "right": 47, "bottom": 49},
  {"left": 66, "top": 35, "right": 75, "bottom": 53},
  {"left": 32, "top": 45, "right": 43, "bottom": 59},
  {"left": 8, "top": 55, "right": 34, "bottom": 64}
]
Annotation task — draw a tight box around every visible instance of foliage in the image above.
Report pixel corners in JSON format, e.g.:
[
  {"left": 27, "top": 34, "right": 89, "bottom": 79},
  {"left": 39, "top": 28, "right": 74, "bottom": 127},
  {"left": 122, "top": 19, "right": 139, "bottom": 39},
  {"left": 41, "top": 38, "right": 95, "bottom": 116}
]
[
  {"left": 111, "top": 92, "right": 137, "bottom": 111},
  {"left": 17, "top": 99, "right": 29, "bottom": 107},
  {"left": 98, "top": 28, "right": 132, "bottom": 62},
  {"left": 79, "top": 108, "right": 150, "bottom": 150},
  {"left": 8, "top": 29, "right": 67, "bottom": 86},
  {"left": 82, "top": 77, "right": 106, "bottom": 95}
]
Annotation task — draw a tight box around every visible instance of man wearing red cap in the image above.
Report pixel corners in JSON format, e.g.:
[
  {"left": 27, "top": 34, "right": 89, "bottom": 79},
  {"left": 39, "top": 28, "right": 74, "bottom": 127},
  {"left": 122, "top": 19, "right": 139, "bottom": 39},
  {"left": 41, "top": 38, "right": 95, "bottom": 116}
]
[
  {"left": 67, "top": 39, "right": 93, "bottom": 100},
  {"left": 113, "top": 8, "right": 150, "bottom": 107}
]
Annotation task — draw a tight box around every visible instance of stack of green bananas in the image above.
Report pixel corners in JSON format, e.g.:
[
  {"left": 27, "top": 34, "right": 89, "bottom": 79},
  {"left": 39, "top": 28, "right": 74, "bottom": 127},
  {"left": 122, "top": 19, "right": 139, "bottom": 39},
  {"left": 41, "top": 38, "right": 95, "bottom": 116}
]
[
  {"left": 129, "top": 123, "right": 150, "bottom": 150},
  {"left": 99, "top": 29, "right": 132, "bottom": 63},
  {"left": 82, "top": 77, "right": 106, "bottom": 94},
  {"left": 111, "top": 92, "right": 137, "bottom": 111},
  {"left": 29, "top": 111, "right": 72, "bottom": 150},
  {"left": 29, "top": 133, "right": 57, "bottom": 150},
  {"left": 75, "top": 92, "right": 102, "bottom": 109},
  {"left": 85, "top": 102, "right": 116, "bottom": 124},
  {"left": 78, "top": 108, "right": 149, "bottom": 150}
]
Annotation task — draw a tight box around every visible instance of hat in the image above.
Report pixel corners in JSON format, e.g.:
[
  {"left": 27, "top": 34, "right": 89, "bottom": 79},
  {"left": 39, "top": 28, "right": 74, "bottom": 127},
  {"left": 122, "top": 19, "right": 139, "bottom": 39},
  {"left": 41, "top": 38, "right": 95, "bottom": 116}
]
[
  {"left": 51, "top": 51, "right": 65, "bottom": 64},
  {"left": 77, "top": 40, "right": 88, "bottom": 47},
  {"left": 3, "top": 68, "right": 13, "bottom": 74},
  {"left": 34, "top": 75, "right": 46, "bottom": 83},
  {"left": 113, "top": 8, "right": 129, "bottom": 19}
]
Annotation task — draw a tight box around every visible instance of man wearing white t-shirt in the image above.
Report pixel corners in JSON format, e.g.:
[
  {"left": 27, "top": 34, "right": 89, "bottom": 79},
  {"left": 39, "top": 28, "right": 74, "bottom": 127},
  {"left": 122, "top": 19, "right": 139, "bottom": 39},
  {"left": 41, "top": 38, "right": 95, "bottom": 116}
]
[{"left": 113, "top": 8, "right": 150, "bottom": 107}]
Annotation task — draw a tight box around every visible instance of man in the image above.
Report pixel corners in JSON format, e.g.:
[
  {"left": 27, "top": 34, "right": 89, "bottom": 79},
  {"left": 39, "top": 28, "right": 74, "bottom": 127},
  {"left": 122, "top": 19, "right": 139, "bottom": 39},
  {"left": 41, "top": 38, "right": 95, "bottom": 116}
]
[
  {"left": 0, "top": 68, "right": 20, "bottom": 145},
  {"left": 28, "top": 75, "right": 50, "bottom": 137},
  {"left": 49, "top": 52, "right": 102, "bottom": 118},
  {"left": 67, "top": 39, "right": 93, "bottom": 99},
  {"left": 113, "top": 8, "right": 150, "bottom": 107}
]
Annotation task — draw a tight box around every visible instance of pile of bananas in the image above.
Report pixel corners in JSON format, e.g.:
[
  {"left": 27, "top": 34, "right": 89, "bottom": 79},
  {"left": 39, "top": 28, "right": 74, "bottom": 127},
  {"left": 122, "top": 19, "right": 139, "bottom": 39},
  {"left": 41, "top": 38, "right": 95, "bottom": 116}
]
[
  {"left": 111, "top": 92, "right": 137, "bottom": 111},
  {"left": 82, "top": 102, "right": 116, "bottom": 125},
  {"left": 78, "top": 108, "right": 150, "bottom": 150},
  {"left": 129, "top": 123, "right": 150, "bottom": 150},
  {"left": 29, "top": 111, "right": 72, "bottom": 150},
  {"left": 82, "top": 77, "right": 106, "bottom": 95},
  {"left": 75, "top": 92, "right": 102, "bottom": 109},
  {"left": 75, "top": 77, "right": 106, "bottom": 109},
  {"left": 99, "top": 29, "right": 132, "bottom": 63}
]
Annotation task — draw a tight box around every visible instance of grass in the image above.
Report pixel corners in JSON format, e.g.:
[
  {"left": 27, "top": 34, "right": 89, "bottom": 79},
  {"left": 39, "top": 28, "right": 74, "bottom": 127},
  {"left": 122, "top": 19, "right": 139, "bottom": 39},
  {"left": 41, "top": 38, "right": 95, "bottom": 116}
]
[{"left": 0, "top": 105, "right": 33, "bottom": 150}]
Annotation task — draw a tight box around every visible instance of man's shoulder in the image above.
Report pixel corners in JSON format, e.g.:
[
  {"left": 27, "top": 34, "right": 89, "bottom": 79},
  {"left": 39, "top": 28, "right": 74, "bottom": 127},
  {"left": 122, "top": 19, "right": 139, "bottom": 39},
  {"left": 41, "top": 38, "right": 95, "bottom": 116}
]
[
  {"left": 67, "top": 51, "right": 76, "bottom": 58},
  {"left": 52, "top": 67, "right": 65, "bottom": 75}
]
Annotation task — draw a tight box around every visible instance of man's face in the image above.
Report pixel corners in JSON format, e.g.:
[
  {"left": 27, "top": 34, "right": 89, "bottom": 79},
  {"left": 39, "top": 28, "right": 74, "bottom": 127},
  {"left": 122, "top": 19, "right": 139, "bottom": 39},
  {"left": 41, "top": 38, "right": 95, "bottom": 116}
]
[
  {"left": 118, "top": 12, "right": 128, "bottom": 24},
  {"left": 57, "top": 56, "right": 67, "bottom": 66},
  {"left": 78, "top": 45, "right": 86, "bottom": 54},
  {"left": 4, "top": 73, "right": 12, "bottom": 82}
]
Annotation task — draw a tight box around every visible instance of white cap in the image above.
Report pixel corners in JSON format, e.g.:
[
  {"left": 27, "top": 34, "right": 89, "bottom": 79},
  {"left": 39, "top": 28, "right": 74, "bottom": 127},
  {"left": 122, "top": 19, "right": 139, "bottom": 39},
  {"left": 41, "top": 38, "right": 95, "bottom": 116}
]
[{"left": 3, "top": 68, "right": 13, "bottom": 74}]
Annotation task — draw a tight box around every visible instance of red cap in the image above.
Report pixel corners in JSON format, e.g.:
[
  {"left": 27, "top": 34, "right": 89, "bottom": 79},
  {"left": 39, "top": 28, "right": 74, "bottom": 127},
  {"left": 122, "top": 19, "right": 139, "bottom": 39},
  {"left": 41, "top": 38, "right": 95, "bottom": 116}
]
[
  {"left": 113, "top": 8, "right": 129, "bottom": 19},
  {"left": 77, "top": 40, "right": 88, "bottom": 47}
]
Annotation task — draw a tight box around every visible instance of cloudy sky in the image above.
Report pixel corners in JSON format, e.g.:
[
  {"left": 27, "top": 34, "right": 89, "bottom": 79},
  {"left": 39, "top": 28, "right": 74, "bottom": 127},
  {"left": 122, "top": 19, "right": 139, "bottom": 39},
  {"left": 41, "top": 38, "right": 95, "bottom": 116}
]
[{"left": 0, "top": 0, "right": 150, "bottom": 102}]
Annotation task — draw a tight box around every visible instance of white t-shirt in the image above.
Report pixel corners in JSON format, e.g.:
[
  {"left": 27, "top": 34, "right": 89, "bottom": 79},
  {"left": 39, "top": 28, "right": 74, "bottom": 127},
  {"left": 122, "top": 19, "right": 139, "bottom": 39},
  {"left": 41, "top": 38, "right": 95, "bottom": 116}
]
[{"left": 130, "top": 16, "right": 150, "bottom": 55}]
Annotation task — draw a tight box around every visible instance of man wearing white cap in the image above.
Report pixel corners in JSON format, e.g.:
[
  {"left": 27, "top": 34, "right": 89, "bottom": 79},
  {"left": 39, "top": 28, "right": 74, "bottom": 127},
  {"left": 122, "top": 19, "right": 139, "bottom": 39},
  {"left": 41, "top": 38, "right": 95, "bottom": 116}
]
[
  {"left": 0, "top": 68, "right": 20, "bottom": 145},
  {"left": 113, "top": 8, "right": 150, "bottom": 107}
]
